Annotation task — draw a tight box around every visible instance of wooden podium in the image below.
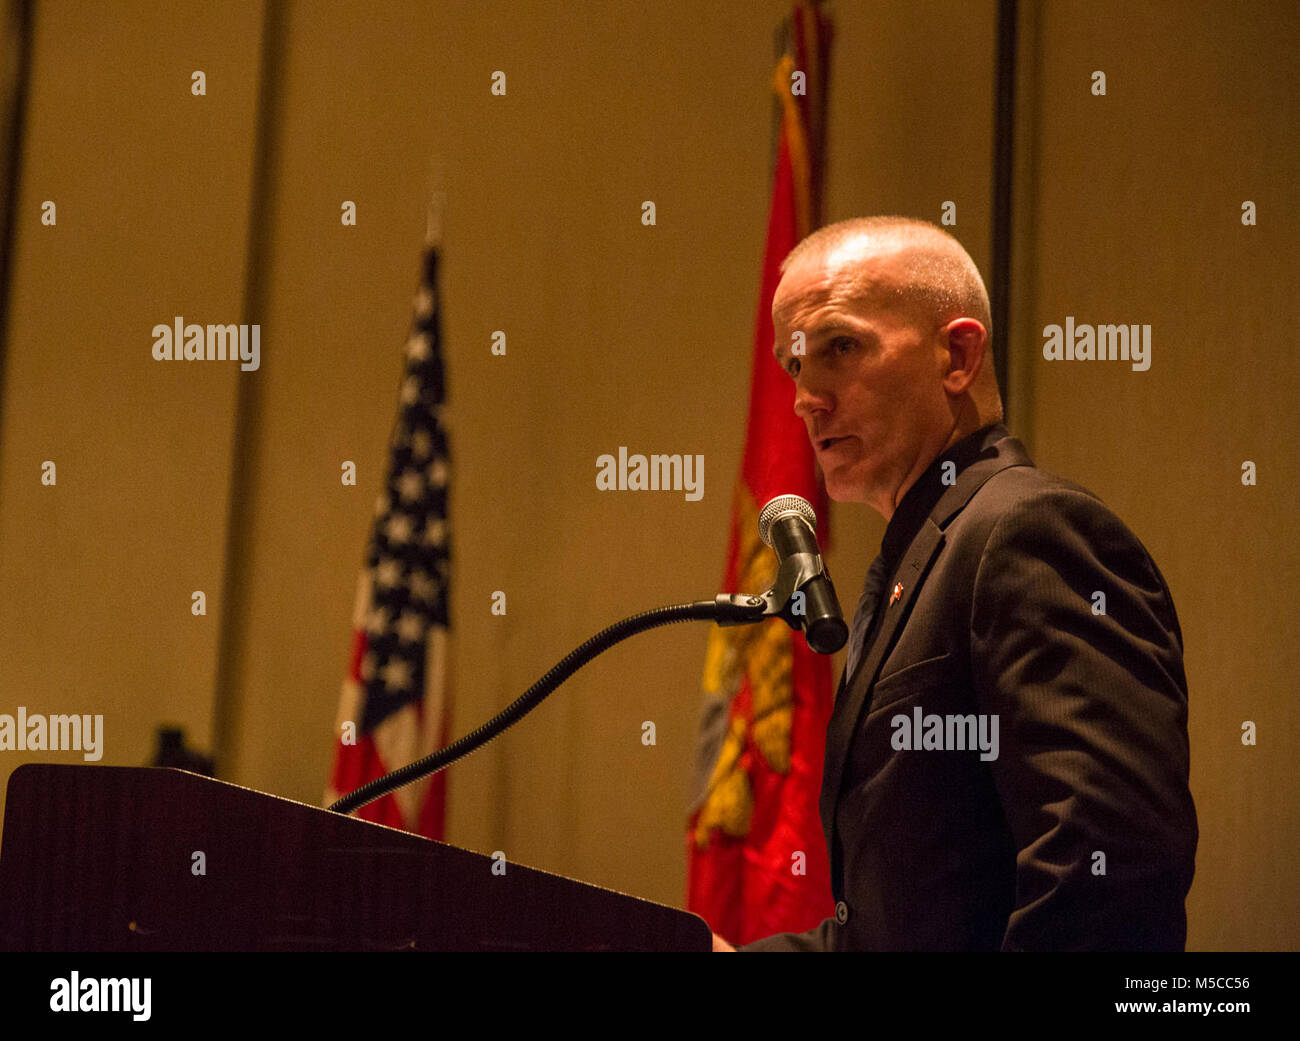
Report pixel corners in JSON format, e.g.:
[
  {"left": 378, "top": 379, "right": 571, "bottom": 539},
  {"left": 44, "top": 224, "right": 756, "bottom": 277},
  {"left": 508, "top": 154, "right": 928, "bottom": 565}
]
[{"left": 0, "top": 764, "right": 710, "bottom": 951}]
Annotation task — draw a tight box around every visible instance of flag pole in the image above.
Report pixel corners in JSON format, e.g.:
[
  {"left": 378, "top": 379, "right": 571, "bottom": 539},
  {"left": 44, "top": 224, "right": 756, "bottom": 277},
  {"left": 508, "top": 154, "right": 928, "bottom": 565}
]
[{"left": 426, "top": 190, "right": 446, "bottom": 249}]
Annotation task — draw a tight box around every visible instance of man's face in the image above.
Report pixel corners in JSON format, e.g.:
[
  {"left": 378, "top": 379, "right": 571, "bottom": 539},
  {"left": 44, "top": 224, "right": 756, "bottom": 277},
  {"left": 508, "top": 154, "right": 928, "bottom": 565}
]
[{"left": 772, "top": 242, "right": 951, "bottom": 517}]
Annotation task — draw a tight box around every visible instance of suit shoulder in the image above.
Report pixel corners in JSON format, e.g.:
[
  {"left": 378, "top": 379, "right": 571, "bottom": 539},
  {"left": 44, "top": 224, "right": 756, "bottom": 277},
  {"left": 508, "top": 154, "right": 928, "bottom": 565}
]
[
  {"left": 963, "top": 463, "right": 1182, "bottom": 639},
  {"left": 963, "top": 462, "right": 1104, "bottom": 520},
  {"left": 950, "top": 463, "right": 1162, "bottom": 586},
  {"left": 942, "top": 463, "right": 1103, "bottom": 559},
  {"left": 970, "top": 464, "right": 1152, "bottom": 554}
]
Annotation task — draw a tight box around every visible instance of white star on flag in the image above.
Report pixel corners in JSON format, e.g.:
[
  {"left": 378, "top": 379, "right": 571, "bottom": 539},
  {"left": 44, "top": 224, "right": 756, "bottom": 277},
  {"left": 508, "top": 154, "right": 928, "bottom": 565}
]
[
  {"left": 374, "top": 557, "right": 403, "bottom": 589},
  {"left": 397, "top": 468, "right": 424, "bottom": 503},
  {"left": 381, "top": 658, "right": 413, "bottom": 692},
  {"left": 407, "top": 332, "right": 431, "bottom": 361},
  {"left": 396, "top": 610, "right": 426, "bottom": 644},
  {"left": 408, "top": 571, "right": 436, "bottom": 603},
  {"left": 385, "top": 512, "right": 414, "bottom": 543}
]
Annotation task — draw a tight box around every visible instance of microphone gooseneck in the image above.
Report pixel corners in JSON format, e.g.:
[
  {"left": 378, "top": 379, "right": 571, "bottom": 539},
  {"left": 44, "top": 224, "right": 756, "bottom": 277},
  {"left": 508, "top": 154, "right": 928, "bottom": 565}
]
[
  {"left": 329, "top": 600, "right": 744, "bottom": 816},
  {"left": 329, "top": 494, "right": 846, "bottom": 816}
]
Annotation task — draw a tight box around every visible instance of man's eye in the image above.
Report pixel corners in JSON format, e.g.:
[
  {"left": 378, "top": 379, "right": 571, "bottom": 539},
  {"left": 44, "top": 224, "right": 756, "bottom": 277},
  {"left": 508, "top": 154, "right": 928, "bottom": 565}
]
[
  {"left": 832, "top": 337, "right": 854, "bottom": 354},
  {"left": 787, "top": 358, "right": 801, "bottom": 377}
]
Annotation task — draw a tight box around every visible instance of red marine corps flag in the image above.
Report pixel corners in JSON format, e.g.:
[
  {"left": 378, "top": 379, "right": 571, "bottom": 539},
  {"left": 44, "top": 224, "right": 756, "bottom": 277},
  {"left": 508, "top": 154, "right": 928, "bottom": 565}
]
[
  {"left": 687, "top": 1, "right": 834, "bottom": 944},
  {"left": 326, "top": 201, "right": 453, "bottom": 839}
]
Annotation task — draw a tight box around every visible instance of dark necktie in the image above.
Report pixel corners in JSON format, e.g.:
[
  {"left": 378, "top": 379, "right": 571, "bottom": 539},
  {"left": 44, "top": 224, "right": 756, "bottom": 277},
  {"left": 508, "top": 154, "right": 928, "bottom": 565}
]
[{"left": 844, "top": 555, "right": 890, "bottom": 684}]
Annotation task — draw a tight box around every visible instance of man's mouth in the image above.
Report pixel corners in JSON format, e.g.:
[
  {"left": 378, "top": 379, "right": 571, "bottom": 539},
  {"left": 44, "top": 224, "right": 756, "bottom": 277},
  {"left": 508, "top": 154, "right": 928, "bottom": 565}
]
[{"left": 817, "top": 435, "right": 850, "bottom": 452}]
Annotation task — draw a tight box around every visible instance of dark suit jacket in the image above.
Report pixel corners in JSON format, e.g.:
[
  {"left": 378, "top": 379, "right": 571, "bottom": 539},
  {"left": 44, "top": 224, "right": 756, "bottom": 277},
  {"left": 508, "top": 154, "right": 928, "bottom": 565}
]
[{"left": 743, "top": 425, "right": 1197, "bottom": 951}]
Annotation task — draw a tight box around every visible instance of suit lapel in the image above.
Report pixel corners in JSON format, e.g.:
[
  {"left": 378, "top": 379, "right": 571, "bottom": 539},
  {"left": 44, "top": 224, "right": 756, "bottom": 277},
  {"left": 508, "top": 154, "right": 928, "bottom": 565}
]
[{"left": 820, "top": 518, "right": 945, "bottom": 878}]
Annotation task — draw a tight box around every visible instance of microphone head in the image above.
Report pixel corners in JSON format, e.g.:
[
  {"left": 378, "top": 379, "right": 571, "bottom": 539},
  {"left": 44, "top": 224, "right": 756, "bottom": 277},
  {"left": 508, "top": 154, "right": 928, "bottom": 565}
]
[{"left": 758, "top": 494, "right": 817, "bottom": 548}]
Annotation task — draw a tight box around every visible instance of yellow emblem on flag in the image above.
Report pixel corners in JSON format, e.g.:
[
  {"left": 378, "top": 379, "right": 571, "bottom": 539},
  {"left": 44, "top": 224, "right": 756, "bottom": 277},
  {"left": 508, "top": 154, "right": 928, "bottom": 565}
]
[{"left": 694, "top": 490, "right": 795, "bottom": 848}]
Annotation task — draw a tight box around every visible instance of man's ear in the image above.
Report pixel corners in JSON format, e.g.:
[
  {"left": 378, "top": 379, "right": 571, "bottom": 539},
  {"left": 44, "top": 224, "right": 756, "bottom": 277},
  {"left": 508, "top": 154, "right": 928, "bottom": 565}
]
[{"left": 942, "top": 319, "right": 987, "bottom": 396}]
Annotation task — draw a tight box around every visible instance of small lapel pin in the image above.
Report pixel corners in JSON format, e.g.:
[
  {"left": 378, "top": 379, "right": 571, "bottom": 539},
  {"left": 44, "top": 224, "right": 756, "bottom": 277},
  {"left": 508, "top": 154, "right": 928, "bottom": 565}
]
[{"left": 889, "top": 581, "right": 904, "bottom": 606}]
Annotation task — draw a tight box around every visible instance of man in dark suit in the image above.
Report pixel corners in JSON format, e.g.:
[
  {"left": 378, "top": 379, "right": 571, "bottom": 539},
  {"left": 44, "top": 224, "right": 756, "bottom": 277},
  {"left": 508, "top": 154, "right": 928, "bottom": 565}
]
[{"left": 718, "top": 216, "right": 1197, "bottom": 951}]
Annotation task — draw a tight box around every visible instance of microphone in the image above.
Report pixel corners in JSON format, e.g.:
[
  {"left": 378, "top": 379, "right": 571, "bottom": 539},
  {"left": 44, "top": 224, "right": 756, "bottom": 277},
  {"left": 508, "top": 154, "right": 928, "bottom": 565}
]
[{"left": 757, "top": 494, "right": 848, "bottom": 654}]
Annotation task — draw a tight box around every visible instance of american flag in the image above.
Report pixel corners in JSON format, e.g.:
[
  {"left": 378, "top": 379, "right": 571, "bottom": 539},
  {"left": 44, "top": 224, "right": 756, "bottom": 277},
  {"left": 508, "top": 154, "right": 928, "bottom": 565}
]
[{"left": 326, "top": 214, "right": 452, "bottom": 838}]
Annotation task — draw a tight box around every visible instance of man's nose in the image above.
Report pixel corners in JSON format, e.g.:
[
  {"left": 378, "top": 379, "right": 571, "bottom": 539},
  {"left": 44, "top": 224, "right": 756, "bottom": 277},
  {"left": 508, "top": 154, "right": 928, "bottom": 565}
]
[{"left": 792, "top": 375, "right": 830, "bottom": 419}]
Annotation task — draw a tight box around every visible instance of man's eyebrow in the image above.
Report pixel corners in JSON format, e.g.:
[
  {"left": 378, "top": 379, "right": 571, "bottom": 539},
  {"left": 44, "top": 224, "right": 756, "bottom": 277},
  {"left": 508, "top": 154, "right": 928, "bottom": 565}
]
[
  {"left": 809, "top": 322, "right": 863, "bottom": 340},
  {"left": 773, "top": 321, "right": 866, "bottom": 357}
]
